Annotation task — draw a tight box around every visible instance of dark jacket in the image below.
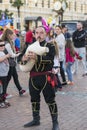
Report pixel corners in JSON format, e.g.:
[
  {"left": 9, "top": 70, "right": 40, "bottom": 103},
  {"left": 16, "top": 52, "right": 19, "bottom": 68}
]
[
  {"left": 18, "top": 40, "right": 56, "bottom": 72},
  {"left": 31, "top": 40, "right": 55, "bottom": 72},
  {"left": 72, "top": 29, "right": 86, "bottom": 48}
]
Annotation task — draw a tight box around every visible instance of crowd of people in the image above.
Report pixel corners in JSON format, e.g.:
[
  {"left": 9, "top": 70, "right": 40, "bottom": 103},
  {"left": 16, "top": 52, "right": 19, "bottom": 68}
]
[
  {"left": 0, "top": 28, "right": 26, "bottom": 108},
  {"left": 0, "top": 21, "right": 87, "bottom": 130}
]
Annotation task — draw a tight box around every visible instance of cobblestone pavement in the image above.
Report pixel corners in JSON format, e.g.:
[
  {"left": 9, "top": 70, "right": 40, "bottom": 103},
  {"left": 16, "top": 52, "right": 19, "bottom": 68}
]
[{"left": 0, "top": 63, "right": 87, "bottom": 130}]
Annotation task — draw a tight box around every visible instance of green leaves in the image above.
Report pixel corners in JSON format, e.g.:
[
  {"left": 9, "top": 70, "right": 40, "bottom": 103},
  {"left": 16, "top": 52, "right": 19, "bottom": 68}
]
[
  {"left": 11, "top": 0, "right": 24, "bottom": 8},
  {"left": 0, "top": 9, "right": 13, "bottom": 20},
  {"left": 11, "top": 0, "right": 24, "bottom": 30}
]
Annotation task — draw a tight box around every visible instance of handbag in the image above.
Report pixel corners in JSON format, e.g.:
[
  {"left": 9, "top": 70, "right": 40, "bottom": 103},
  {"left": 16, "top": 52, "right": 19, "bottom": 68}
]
[{"left": 8, "top": 57, "right": 16, "bottom": 67}]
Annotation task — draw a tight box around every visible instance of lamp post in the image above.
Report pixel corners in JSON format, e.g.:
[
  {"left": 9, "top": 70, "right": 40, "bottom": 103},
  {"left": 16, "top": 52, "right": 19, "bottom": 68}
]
[{"left": 53, "top": 0, "right": 67, "bottom": 24}]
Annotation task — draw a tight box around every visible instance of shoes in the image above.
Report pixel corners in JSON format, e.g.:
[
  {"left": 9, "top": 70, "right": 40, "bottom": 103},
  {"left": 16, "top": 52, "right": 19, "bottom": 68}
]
[
  {"left": 19, "top": 89, "right": 26, "bottom": 96},
  {"left": 62, "top": 82, "right": 67, "bottom": 86},
  {"left": 4, "top": 93, "right": 13, "bottom": 99},
  {"left": 24, "top": 120, "right": 40, "bottom": 127},
  {"left": 4, "top": 100, "right": 11, "bottom": 107},
  {"left": 0, "top": 102, "right": 9, "bottom": 108},
  {"left": 67, "top": 81, "right": 74, "bottom": 85},
  {"left": 58, "top": 88, "right": 62, "bottom": 91},
  {"left": 65, "top": 72, "right": 67, "bottom": 76},
  {"left": 73, "top": 71, "right": 77, "bottom": 75},
  {"left": 82, "top": 73, "right": 87, "bottom": 77}
]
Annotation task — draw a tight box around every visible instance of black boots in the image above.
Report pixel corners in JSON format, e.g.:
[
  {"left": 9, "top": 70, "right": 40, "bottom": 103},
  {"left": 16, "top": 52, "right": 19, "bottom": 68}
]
[
  {"left": 52, "top": 115, "right": 60, "bottom": 130},
  {"left": 24, "top": 102, "right": 40, "bottom": 128},
  {"left": 24, "top": 111, "right": 40, "bottom": 127},
  {"left": 48, "top": 102, "right": 60, "bottom": 130},
  {"left": 24, "top": 101, "right": 60, "bottom": 130}
]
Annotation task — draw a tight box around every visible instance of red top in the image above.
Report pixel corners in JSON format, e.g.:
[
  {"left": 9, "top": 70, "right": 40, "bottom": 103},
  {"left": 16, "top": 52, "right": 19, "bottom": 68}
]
[
  {"left": 25, "top": 30, "right": 33, "bottom": 43},
  {"left": 65, "top": 48, "right": 75, "bottom": 63}
]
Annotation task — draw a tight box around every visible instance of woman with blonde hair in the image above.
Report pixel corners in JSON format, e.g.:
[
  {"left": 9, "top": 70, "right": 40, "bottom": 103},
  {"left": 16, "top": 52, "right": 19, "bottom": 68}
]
[
  {"left": 46, "top": 30, "right": 62, "bottom": 91},
  {"left": 52, "top": 40, "right": 62, "bottom": 91},
  {"left": 55, "top": 25, "right": 67, "bottom": 85},
  {"left": 1, "top": 28, "right": 26, "bottom": 99}
]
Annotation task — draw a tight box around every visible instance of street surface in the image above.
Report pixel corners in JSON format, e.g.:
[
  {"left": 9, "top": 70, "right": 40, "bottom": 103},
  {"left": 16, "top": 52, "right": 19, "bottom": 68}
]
[{"left": 0, "top": 63, "right": 87, "bottom": 130}]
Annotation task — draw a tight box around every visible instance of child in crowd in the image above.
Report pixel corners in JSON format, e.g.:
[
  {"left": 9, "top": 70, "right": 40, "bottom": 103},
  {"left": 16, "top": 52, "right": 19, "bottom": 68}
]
[
  {"left": 0, "top": 39, "right": 11, "bottom": 108},
  {"left": 65, "top": 39, "right": 77, "bottom": 85}
]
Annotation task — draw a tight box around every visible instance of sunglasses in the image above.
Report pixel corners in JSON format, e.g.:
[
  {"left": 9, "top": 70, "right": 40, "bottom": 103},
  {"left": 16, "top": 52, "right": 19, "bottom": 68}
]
[{"left": 0, "top": 44, "right": 5, "bottom": 47}]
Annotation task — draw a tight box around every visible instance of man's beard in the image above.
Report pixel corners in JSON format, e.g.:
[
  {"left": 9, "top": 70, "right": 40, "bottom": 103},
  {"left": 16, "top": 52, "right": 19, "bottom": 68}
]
[
  {"left": 37, "top": 37, "right": 44, "bottom": 42},
  {"left": 37, "top": 37, "right": 41, "bottom": 41}
]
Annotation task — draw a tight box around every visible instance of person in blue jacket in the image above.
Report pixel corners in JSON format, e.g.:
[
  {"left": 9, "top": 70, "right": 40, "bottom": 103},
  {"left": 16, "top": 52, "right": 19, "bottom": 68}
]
[{"left": 14, "top": 33, "right": 20, "bottom": 53}]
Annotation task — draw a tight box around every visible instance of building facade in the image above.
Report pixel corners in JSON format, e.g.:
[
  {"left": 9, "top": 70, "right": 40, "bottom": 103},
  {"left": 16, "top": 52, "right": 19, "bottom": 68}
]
[{"left": 0, "top": 0, "right": 87, "bottom": 30}]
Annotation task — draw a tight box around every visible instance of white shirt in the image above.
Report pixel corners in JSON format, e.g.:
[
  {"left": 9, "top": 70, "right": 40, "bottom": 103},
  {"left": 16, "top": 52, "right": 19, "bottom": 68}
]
[
  {"left": 0, "top": 51, "right": 9, "bottom": 76},
  {"left": 54, "top": 55, "right": 60, "bottom": 67},
  {"left": 55, "top": 33, "right": 66, "bottom": 61},
  {"left": 5, "top": 42, "right": 18, "bottom": 58}
]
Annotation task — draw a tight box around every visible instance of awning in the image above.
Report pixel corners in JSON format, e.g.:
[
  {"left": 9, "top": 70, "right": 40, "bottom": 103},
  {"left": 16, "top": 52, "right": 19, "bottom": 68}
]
[{"left": 24, "top": 16, "right": 42, "bottom": 21}]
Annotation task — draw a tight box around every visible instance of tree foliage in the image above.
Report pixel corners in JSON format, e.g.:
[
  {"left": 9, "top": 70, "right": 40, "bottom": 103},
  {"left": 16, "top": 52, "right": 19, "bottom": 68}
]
[
  {"left": 0, "top": 9, "right": 13, "bottom": 20},
  {"left": 11, "top": 0, "right": 24, "bottom": 17},
  {"left": 11, "top": 0, "right": 24, "bottom": 30}
]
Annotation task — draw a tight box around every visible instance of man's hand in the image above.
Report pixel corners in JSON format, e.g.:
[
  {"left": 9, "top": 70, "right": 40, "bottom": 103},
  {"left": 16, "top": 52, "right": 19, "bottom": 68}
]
[
  {"left": 22, "top": 51, "right": 37, "bottom": 62},
  {"left": 27, "top": 51, "right": 37, "bottom": 60},
  {"left": 52, "top": 68, "right": 60, "bottom": 74},
  {"left": 22, "top": 54, "right": 29, "bottom": 62}
]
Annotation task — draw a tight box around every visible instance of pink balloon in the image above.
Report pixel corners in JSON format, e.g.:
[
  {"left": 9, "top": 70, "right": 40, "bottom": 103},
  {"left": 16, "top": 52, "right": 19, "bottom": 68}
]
[
  {"left": 42, "top": 18, "right": 48, "bottom": 26},
  {"left": 42, "top": 18, "right": 50, "bottom": 33}
]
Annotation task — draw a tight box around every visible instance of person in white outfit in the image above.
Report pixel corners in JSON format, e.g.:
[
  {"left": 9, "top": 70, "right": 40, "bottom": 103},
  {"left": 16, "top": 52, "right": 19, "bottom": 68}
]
[{"left": 55, "top": 25, "right": 67, "bottom": 85}]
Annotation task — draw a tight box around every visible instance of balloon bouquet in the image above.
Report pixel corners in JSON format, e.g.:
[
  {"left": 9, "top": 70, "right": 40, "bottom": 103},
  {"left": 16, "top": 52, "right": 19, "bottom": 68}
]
[
  {"left": 41, "top": 17, "right": 56, "bottom": 34},
  {"left": 41, "top": 17, "right": 51, "bottom": 33}
]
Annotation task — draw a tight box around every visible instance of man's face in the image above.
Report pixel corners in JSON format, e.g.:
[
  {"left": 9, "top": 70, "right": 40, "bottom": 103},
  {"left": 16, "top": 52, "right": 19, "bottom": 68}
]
[
  {"left": 77, "top": 23, "right": 83, "bottom": 30},
  {"left": 35, "top": 27, "right": 46, "bottom": 42}
]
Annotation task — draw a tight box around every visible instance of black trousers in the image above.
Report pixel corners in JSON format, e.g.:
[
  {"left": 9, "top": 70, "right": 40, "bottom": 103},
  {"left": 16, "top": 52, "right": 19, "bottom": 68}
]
[
  {"left": 0, "top": 76, "right": 7, "bottom": 95},
  {"left": 5, "top": 66, "right": 22, "bottom": 93},
  {"left": 60, "top": 61, "right": 66, "bottom": 82},
  {"left": 29, "top": 74, "right": 58, "bottom": 121},
  {"left": 55, "top": 74, "right": 62, "bottom": 88},
  {"left": 29, "top": 75, "right": 56, "bottom": 104}
]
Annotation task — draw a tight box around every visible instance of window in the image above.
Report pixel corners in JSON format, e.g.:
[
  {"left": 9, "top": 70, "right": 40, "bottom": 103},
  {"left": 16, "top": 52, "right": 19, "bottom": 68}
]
[
  {"left": 42, "top": 0, "right": 44, "bottom": 7},
  {"left": 74, "top": 1, "right": 77, "bottom": 11},
  {"left": 68, "top": 2, "right": 71, "bottom": 10},
  {"left": 0, "top": 0, "right": 2, "bottom": 3},
  {"left": 81, "top": 4, "right": 83, "bottom": 12},
  {"left": 48, "top": 0, "right": 50, "bottom": 8}
]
